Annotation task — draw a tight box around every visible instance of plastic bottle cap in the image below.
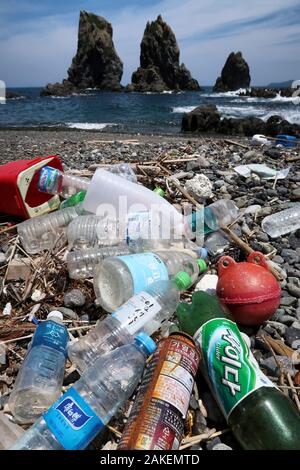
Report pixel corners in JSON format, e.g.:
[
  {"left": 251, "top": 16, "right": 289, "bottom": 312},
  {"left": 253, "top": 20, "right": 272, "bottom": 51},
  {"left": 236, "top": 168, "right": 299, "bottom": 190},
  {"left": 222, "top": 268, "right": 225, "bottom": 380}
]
[
  {"left": 174, "top": 272, "right": 193, "bottom": 290},
  {"left": 197, "top": 259, "right": 208, "bottom": 273},
  {"left": 153, "top": 187, "right": 165, "bottom": 198},
  {"left": 196, "top": 247, "right": 208, "bottom": 260},
  {"left": 47, "top": 311, "right": 63, "bottom": 321},
  {"left": 134, "top": 332, "right": 156, "bottom": 356}
]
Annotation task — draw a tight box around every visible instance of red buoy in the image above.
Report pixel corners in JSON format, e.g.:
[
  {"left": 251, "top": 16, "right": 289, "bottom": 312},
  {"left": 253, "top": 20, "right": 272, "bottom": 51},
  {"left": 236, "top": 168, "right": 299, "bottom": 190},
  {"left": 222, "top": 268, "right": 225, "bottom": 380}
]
[{"left": 216, "top": 252, "right": 281, "bottom": 326}]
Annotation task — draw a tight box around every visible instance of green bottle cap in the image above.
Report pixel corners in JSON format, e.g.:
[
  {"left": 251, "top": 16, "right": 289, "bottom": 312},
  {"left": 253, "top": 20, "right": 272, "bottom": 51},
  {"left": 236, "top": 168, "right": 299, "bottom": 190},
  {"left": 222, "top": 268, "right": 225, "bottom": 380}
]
[
  {"left": 153, "top": 187, "right": 166, "bottom": 198},
  {"left": 60, "top": 190, "right": 86, "bottom": 209},
  {"left": 174, "top": 272, "right": 192, "bottom": 290},
  {"left": 197, "top": 259, "right": 207, "bottom": 273}
]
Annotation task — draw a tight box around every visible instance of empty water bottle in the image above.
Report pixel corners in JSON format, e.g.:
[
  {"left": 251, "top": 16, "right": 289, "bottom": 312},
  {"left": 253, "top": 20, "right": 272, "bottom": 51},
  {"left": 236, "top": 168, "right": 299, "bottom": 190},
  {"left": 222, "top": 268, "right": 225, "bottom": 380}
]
[
  {"left": 9, "top": 312, "right": 68, "bottom": 425},
  {"left": 262, "top": 204, "right": 300, "bottom": 238},
  {"left": 18, "top": 205, "right": 84, "bottom": 254},
  {"left": 104, "top": 163, "right": 137, "bottom": 183},
  {"left": 185, "top": 199, "right": 239, "bottom": 239},
  {"left": 94, "top": 250, "right": 207, "bottom": 312},
  {"left": 67, "top": 245, "right": 134, "bottom": 279},
  {"left": 68, "top": 274, "right": 192, "bottom": 373},
  {"left": 38, "top": 166, "right": 90, "bottom": 197},
  {"left": 0, "top": 412, "right": 24, "bottom": 450},
  {"left": 11, "top": 333, "right": 156, "bottom": 450}
]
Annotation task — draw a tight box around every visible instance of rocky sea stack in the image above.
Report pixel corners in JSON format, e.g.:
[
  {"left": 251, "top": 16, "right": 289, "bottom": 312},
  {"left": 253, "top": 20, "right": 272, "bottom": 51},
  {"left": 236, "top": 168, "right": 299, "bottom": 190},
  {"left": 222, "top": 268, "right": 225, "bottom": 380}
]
[
  {"left": 213, "top": 52, "right": 251, "bottom": 92},
  {"left": 127, "top": 15, "right": 200, "bottom": 92},
  {"left": 41, "top": 11, "right": 123, "bottom": 96}
]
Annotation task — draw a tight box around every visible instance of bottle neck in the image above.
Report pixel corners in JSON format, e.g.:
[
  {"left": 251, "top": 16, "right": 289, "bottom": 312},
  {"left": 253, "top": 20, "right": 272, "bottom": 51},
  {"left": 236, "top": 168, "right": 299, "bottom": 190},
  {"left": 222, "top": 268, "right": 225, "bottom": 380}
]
[{"left": 176, "top": 292, "right": 227, "bottom": 337}]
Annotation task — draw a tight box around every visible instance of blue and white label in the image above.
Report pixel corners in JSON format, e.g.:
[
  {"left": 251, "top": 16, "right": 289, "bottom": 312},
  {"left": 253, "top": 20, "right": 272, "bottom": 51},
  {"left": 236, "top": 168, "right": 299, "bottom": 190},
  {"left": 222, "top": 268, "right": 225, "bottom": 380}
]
[
  {"left": 38, "top": 166, "right": 60, "bottom": 193},
  {"left": 31, "top": 320, "right": 68, "bottom": 357},
  {"left": 118, "top": 253, "right": 168, "bottom": 294},
  {"left": 113, "top": 291, "right": 161, "bottom": 335},
  {"left": 44, "top": 387, "right": 104, "bottom": 450}
]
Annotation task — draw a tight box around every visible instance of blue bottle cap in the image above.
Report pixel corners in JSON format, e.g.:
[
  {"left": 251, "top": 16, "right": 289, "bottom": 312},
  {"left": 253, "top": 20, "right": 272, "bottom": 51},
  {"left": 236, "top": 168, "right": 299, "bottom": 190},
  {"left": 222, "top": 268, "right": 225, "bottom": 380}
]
[
  {"left": 197, "top": 247, "right": 208, "bottom": 260},
  {"left": 134, "top": 332, "right": 156, "bottom": 356}
]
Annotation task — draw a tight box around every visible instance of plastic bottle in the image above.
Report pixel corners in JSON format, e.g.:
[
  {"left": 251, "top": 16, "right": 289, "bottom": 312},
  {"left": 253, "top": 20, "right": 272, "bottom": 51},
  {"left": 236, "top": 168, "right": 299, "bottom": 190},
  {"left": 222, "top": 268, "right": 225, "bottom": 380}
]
[
  {"left": 68, "top": 275, "right": 192, "bottom": 373},
  {"left": 185, "top": 199, "right": 239, "bottom": 239},
  {"left": 176, "top": 291, "right": 300, "bottom": 450},
  {"left": 18, "top": 205, "right": 84, "bottom": 254},
  {"left": 105, "top": 163, "right": 137, "bottom": 183},
  {"left": 261, "top": 204, "right": 300, "bottom": 238},
  {"left": 38, "top": 164, "right": 137, "bottom": 198},
  {"left": 67, "top": 245, "right": 134, "bottom": 279},
  {"left": 10, "top": 333, "right": 156, "bottom": 450},
  {"left": 118, "top": 332, "right": 200, "bottom": 450},
  {"left": 60, "top": 190, "right": 87, "bottom": 210},
  {"left": 0, "top": 412, "right": 24, "bottom": 450},
  {"left": 9, "top": 312, "right": 69, "bottom": 425},
  {"left": 94, "top": 251, "right": 207, "bottom": 312},
  {"left": 38, "top": 166, "right": 90, "bottom": 197},
  {"left": 67, "top": 237, "right": 207, "bottom": 280}
]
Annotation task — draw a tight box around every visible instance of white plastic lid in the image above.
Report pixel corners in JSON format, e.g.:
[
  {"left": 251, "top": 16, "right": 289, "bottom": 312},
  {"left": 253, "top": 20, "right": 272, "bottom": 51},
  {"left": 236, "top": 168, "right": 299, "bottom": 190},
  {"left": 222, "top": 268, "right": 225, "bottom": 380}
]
[{"left": 47, "top": 311, "right": 63, "bottom": 321}]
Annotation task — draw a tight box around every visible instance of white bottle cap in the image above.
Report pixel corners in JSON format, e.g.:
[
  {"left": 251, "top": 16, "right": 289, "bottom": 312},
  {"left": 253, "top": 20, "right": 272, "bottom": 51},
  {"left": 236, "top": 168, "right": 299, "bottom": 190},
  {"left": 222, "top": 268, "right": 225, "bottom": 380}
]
[{"left": 47, "top": 311, "right": 63, "bottom": 321}]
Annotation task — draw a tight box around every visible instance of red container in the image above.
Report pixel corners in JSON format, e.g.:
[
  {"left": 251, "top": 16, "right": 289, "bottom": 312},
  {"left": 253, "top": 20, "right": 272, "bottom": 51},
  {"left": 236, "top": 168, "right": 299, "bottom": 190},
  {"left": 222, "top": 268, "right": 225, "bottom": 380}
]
[
  {"left": 216, "top": 252, "right": 281, "bottom": 326},
  {"left": 0, "top": 156, "right": 63, "bottom": 219}
]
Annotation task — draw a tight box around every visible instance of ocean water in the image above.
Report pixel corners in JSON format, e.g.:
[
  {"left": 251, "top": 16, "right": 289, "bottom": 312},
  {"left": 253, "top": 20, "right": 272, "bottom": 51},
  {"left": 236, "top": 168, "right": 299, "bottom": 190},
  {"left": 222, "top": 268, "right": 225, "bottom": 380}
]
[{"left": 0, "top": 86, "right": 299, "bottom": 134}]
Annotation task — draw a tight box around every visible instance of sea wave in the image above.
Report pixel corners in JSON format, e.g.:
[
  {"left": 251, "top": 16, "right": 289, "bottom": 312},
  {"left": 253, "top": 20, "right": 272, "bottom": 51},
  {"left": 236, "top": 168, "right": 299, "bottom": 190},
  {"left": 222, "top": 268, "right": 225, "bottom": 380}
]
[
  {"left": 217, "top": 105, "right": 300, "bottom": 124},
  {"left": 66, "top": 122, "right": 117, "bottom": 130},
  {"left": 271, "top": 93, "right": 300, "bottom": 104},
  {"left": 172, "top": 105, "right": 197, "bottom": 113}
]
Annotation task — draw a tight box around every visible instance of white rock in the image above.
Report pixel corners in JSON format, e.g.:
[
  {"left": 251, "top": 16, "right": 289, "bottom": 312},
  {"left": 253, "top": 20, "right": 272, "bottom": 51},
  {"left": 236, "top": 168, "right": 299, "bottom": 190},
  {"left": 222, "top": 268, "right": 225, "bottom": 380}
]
[
  {"left": 31, "top": 289, "right": 46, "bottom": 302},
  {"left": 184, "top": 174, "right": 213, "bottom": 199},
  {"left": 3, "top": 302, "right": 12, "bottom": 316},
  {"left": 195, "top": 274, "right": 218, "bottom": 295}
]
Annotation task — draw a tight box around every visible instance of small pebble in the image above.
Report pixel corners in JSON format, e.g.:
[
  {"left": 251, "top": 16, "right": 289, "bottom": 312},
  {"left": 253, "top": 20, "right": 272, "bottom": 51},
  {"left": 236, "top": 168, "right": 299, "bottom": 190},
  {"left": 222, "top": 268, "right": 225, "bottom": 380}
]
[{"left": 64, "top": 289, "right": 86, "bottom": 308}]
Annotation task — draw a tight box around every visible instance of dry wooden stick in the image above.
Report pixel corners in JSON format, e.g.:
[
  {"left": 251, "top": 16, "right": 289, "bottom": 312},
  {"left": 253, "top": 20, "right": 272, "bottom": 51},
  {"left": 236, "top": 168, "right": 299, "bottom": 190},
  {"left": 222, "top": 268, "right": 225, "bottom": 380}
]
[
  {"left": 224, "top": 139, "right": 249, "bottom": 149},
  {"left": 222, "top": 226, "right": 282, "bottom": 281},
  {"left": 286, "top": 155, "right": 300, "bottom": 162},
  {"left": 0, "top": 224, "right": 19, "bottom": 236},
  {"left": 286, "top": 373, "right": 300, "bottom": 411},
  {"left": 168, "top": 178, "right": 202, "bottom": 209}
]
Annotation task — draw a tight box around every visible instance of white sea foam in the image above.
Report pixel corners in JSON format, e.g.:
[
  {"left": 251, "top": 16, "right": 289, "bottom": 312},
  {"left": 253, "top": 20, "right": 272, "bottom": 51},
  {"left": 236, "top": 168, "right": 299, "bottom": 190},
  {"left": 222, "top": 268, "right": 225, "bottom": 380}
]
[
  {"left": 172, "top": 105, "right": 197, "bottom": 113},
  {"left": 217, "top": 105, "right": 300, "bottom": 125},
  {"left": 66, "top": 122, "right": 117, "bottom": 130}
]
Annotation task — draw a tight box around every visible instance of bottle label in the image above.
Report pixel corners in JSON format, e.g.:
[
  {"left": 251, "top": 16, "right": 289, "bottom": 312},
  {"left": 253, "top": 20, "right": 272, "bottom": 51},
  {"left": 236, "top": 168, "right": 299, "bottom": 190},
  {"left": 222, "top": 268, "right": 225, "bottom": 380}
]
[
  {"left": 194, "top": 318, "right": 275, "bottom": 419},
  {"left": 44, "top": 387, "right": 104, "bottom": 450},
  {"left": 126, "top": 211, "right": 151, "bottom": 244},
  {"left": 118, "top": 334, "right": 200, "bottom": 451},
  {"left": 38, "top": 166, "right": 60, "bottom": 193},
  {"left": 118, "top": 253, "right": 168, "bottom": 294},
  {"left": 112, "top": 291, "right": 162, "bottom": 335},
  {"left": 31, "top": 320, "right": 68, "bottom": 357}
]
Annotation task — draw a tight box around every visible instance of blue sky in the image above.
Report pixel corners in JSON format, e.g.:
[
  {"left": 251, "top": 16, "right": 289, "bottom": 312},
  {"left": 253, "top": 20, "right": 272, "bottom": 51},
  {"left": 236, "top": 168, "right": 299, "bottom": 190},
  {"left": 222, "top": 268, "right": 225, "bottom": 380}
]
[{"left": 0, "top": 0, "right": 299, "bottom": 87}]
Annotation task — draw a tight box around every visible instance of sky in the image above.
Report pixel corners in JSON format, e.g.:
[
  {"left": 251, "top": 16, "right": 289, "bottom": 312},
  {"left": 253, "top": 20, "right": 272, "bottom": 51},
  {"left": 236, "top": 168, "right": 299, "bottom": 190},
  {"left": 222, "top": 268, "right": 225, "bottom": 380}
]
[{"left": 0, "top": 0, "right": 299, "bottom": 88}]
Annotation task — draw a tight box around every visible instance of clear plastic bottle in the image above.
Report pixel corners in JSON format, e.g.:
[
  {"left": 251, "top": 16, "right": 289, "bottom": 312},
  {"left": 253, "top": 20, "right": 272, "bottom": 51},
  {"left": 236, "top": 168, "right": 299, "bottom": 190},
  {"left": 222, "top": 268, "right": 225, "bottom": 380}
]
[
  {"left": 10, "top": 333, "right": 156, "bottom": 450},
  {"left": 261, "top": 204, "right": 300, "bottom": 238},
  {"left": 67, "top": 214, "right": 122, "bottom": 250},
  {"left": 9, "top": 312, "right": 69, "bottom": 425},
  {"left": 18, "top": 205, "right": 84, "bottom": 254},
  {"left": 68, "top": 275, "right": 192, "bottom": 373},
  {"left": 67, "top": 245, "right": 134, "bottom": 279},
  {"left": 0, "top": 412, "right": 24, "bottom": 450},
  {"left": 94, "top": 251, "right": 207, "bottom": 312},
  {"left": 185, "top": 199, "right": 239, "bottom": 239},
  {"left": 38, "top": 164, "right": 137, "bottom": 198},
  {"left": 38, "top": 166, "right": 90, "bottom": 197},
  {"left": 105, "top": 163, "right": 137, "bottom": 183}
]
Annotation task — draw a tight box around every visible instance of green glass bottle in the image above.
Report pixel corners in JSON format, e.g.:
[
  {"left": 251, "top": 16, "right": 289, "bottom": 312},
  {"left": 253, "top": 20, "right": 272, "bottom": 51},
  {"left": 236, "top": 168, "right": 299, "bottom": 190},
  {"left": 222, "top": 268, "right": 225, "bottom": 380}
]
[{"left": 176, "top": 291, "right": 300, "bottom": 450}]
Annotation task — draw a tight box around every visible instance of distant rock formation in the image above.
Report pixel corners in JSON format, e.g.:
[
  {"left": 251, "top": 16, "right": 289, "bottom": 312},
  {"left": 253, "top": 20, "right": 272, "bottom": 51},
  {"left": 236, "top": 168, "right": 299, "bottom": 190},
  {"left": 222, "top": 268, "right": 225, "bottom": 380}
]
[
  {"left": 127, "top": 15, "right": 200, "bottom": 92},
  {"left": 239, "top": 87, "right": 295, "bottom": 99},
  {"left": 182, "top": 104, "right": 300, "bottom": 137},
  {"left": 41, "top": 11, "right": 123, "bottom": 96},
  {"left": 213, "top": 52, "right": 250, "bottom": 92}
]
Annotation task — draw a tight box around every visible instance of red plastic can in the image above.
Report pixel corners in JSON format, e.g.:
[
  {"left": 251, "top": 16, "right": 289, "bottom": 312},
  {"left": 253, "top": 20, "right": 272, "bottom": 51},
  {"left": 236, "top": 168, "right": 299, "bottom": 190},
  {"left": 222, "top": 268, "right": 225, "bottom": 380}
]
[
  {"left": 216, "top": 251, "right": 281, "bottom": 326},
  {"left": 0, "top": 156, "right": 63, "bottom": 219}
]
